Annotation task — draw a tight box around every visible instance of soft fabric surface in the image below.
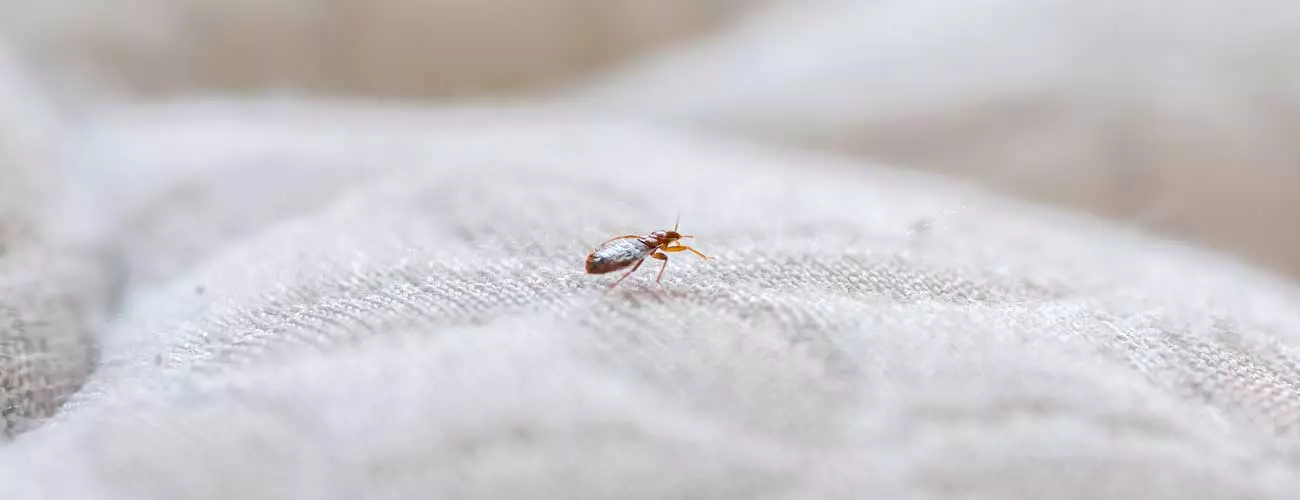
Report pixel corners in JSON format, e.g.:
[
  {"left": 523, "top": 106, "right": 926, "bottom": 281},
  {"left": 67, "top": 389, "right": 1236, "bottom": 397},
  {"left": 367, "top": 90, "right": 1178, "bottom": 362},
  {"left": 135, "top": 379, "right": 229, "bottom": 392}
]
[
  {"left": 3, "top": 101, "right": 1300, "bottom": 499},
  {"left": 7, "top": 0, "right": 1300, "bottom": 279},
  {"left": 0, "top": 45, "right": 108, "bottom": 438},
  {"left": 5, "top": 2, "right": 1300, "bottom": 499},
  {"left": 566, "top": 0, "right": 1300, "bottom": 280}
]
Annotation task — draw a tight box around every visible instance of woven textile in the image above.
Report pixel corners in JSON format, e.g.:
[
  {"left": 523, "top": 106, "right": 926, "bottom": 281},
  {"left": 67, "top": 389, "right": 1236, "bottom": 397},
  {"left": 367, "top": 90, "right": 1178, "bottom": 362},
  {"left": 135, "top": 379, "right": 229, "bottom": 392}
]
[
  {"left": 0, "top": 45, "right": 107, "bottom": 439},
  {"left": 2, "top": 102, "right": 1300, "bottom": 499}
]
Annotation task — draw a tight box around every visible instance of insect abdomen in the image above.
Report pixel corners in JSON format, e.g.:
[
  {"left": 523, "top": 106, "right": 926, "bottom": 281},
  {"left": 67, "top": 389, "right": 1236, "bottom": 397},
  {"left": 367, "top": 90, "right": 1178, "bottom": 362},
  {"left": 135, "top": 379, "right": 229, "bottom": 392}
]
[{"left": 585, "top": 239, "right": 652, "bottom": 274}]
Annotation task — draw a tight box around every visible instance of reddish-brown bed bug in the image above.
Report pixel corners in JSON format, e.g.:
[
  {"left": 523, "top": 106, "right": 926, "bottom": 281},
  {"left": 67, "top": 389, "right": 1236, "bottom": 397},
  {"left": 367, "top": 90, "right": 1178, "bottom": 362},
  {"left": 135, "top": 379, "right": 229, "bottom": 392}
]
[{"left": 585, "top": 217, "right": 710, "bottom": 289}]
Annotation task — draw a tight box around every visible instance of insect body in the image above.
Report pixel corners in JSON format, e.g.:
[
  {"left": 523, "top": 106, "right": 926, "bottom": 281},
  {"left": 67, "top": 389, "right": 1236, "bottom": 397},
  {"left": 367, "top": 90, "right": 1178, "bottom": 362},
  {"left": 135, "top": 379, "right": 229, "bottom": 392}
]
[{"left": 585, "top": 219, "right": 710, "bottom": 289}]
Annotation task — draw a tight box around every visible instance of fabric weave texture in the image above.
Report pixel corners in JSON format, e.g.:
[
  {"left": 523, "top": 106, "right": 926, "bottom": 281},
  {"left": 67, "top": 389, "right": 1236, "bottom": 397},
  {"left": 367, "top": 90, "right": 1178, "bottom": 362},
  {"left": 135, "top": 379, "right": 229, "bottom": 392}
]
[
  {"left": 4, "top": 1, "right": 1300, "bottom": 498},
  {"left": 3, "top": 103, "right": 1300, "bottom": 499}
]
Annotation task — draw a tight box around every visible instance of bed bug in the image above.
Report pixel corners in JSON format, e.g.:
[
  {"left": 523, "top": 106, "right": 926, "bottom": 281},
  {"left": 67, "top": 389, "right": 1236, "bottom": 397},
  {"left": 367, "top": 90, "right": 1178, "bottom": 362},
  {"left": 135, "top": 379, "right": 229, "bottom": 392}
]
[{"left": 585, "top": 218, "right": 710, "bottom": 289}]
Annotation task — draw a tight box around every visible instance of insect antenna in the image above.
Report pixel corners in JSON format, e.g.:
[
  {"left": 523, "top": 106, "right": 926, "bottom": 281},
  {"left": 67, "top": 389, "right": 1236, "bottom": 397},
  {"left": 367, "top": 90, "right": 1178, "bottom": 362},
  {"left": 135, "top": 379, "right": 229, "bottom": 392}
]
[{"left": 673, "top": 214, "right": 680, "bottom": 232}]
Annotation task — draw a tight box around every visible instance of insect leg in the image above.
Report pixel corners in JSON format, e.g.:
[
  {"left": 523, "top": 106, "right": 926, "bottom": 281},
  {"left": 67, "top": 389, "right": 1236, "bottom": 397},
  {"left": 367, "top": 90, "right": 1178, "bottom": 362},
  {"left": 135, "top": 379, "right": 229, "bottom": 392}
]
[
  {"left": 606, "top": 258, "right": 645, "bottom": 290},
  {"left": 651, "top": 251, "right": 670, "bottom": 284},
  {"left": 683, "top": 246, "right": 711, "bottom": 261},
  {"left": 662, "top": 244, "right": 711, "bottom": 261}
]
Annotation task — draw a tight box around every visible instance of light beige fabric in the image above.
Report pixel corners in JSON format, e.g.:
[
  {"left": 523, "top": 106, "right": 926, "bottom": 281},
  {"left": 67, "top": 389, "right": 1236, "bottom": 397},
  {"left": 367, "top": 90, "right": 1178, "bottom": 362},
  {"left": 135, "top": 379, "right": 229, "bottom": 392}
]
[
  {"left": 5, "top": 2, "right": 1300, "bottom": 498},
  {"left": 566, "top": 0, "right": 1300, "bottom": 280},
  {"left": 7, "top": 0, "right": 1300, "bottom": 281},
  {"left": 2, "top": 101, "right": 1300, "bottom": 499},
  {"left": 0, "top": 45, "right": 109, "bottom": 438},
  {"left": 0, "top": 0, "right": 757, "bottom": 100}
]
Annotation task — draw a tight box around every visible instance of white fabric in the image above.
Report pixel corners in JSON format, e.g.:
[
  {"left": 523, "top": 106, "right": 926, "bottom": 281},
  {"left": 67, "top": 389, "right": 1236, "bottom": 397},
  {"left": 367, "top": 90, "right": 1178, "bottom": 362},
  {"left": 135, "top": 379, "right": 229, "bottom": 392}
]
[
  {"left": 565, "top": 0, "right": 1300, "bottom": 279},
  {"left": 4, "top": 2, "right": 1300, "bottom": 499},
  {"left": 0, "top": 44, "right": 107, "bottom": 438},
  {"left": 2, "top": 101, "right": 1300, "bottom": 499}
]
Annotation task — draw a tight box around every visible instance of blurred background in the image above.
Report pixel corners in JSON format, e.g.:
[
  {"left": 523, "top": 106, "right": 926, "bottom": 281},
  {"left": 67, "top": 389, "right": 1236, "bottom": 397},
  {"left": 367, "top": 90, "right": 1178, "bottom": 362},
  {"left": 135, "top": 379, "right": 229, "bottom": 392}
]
[{"left": 2, "top": 0, "right": 1298, "bottom": 281}]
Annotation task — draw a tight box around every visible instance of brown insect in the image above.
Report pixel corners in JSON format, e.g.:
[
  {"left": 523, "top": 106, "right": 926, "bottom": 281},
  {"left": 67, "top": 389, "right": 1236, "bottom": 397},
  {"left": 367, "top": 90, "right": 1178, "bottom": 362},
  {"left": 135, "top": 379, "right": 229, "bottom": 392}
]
[{"left": 585, "top": 218, "right": 710, "bottom": 289}]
